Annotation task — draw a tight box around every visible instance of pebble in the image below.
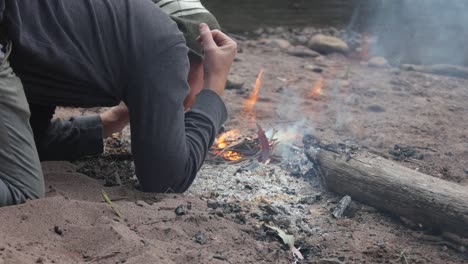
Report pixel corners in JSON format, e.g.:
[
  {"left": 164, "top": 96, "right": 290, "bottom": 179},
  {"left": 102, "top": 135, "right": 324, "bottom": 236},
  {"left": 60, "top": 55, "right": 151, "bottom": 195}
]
[
  {"left": 307, "top": 34, "right": 349, "bottom": 54},
  {"left": 213, "top": 254, "right": 228, "bottom": 261},
  {"left": 261, "top": 204, "right": 280, "bottom": 215},
  {"left": 135, "top": 200, "right": 146, "bottom": 207},
  {"left": 367, "top": 105, "right": 386, "bottom": 113},
  {"left": 273, "top": 215, "right": 292, "bottom": 227},
  {"left": 53, "top": 226, "right": 63, "bottom": 236},
  {"left": 195, "top": 232, "right": 207, "bottom": 245},
  {"left": 464, "top": 168, "right": 468, "bottom": 174},
  {"left": 206, "top": 199, "right": 219, "bottom": 209},
  {"left": 175, "top": 205, "right": 187, "bottom": 216},
  {"left": 287, "top": 45, "right": 320, "bottom": 58},
  {"left": 226, "top": 74, "right": 244, "bottom": 90},
  {"left": 303, "top": 64, "right": 324, "bottom": 73},
  {"left": 299, "top": 194, "right": 322, "bottom": 205},
  {"left": 368, "top": 56, "right": 390, "bottom": 68}
]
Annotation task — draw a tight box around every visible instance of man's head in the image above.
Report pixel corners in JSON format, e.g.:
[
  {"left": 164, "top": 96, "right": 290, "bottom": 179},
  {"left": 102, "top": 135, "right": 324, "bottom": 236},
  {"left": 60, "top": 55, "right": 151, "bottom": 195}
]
[{"left": 153, "top": 0, "right": 221, "bottom": 63}]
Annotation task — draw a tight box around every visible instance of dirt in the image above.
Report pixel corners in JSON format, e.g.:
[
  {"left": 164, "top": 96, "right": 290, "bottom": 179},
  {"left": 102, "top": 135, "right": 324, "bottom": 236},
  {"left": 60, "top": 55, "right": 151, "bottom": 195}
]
[{"left": 0, "top": 28, "right": 467, "bottom": 264}]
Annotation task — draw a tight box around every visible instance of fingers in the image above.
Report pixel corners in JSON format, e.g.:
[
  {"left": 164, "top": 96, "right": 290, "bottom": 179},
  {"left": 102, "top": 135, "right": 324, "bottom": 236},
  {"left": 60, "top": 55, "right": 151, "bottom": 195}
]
[
  {"left": 210, "top": 30, "right": 236, "bottom": 47},
  {"left": 196, "top": 28, "right": 237, "bottom": 49},
  {"left": 198, "top": 23, "right": 216, "bottom": 49}
]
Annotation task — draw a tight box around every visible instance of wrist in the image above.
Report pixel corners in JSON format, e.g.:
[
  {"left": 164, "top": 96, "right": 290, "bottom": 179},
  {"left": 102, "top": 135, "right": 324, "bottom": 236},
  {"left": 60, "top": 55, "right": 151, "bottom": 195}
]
[{"left": 205, "top": 77, "right": 226, "bottom": 96}]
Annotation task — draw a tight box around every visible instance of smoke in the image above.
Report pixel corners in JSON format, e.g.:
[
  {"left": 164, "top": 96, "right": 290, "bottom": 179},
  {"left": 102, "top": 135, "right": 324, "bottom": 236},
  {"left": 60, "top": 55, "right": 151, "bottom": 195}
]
[{"left": 366, "top": 0, "right": 468, "bottom": 66}]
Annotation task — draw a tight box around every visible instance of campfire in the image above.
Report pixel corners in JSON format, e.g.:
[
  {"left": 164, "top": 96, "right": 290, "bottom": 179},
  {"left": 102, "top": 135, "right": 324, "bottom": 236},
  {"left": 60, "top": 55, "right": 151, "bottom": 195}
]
[
  {"left": 208, "top": 126, "right": 278, "bottom": 164},
  {"left": 209, "top": 69, "right": 282, "bottom": 164}
]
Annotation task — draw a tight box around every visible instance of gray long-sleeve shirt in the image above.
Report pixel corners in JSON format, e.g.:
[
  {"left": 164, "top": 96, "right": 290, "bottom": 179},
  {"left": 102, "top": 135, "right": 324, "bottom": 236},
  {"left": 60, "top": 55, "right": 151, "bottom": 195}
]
[{"left": 0, "top": 0, "right": 227, "bottom": 192}]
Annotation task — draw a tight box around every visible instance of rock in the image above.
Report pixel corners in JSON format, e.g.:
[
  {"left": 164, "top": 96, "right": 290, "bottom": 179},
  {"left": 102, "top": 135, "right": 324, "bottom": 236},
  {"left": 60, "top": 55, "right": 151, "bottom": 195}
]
[
  {"left": 267, "top": 38, "right": 291, "bottom": 50},
  {"left": 273, "top": 215, "right": 291, "bottom": 227},
  {"left": 135, "top": 200, "right": 146, "bottom": 207},
  {"left": 303, "top": 64, "right": 324, "bottom": 73},
  {"left": 253, "top": 28, "right": 264, "bottom": 36},
  {"left": 175, "top": 205, "right": 187, "bottom": 216},
  {"left": 225, "top": 74, "right": 244, "bottom": 90},
  {"left": 261, "top": 204, "right": 280, "bottom": 215},
  {"left": 299, "top": 194, "right": 322, "bottom": 205},
  {"left": 207, "top": 199, "right": 219, "bottom": 209},
  {"left": 367, "top": 105, "right": 386, "bottom": 113},
  {"left": 401, "top": 64, "right": 468, "bottom": 79},
  {"left": 293, "top": 35, "right": 309, "bottom": 46},
  {"left": 213, "top": 254, "right": 228, "bottom": 261},
  {"left": 53, "top": 226, "right": 63, "bottom": 236},
  {"left": 464, "top": 168, "right": 468, "bottom": 174},
  {"left": 287, "top": 45, "right": 320, "bottom": 58},
  {"left": 195, "top": 232, "right": 207, "bottom": 245},
  {"left": 307, "top": 34, "right": 349, "bottom": 54},
  {"left": 368, "top": 56, "right": 390, "bottom": 68}
]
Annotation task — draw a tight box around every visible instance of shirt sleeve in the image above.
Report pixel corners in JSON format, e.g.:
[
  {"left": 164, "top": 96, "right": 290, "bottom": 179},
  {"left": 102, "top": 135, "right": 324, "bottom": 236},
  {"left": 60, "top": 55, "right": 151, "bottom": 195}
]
[{"left": 126, "top": 39, "right": 227, "bottom": 193}]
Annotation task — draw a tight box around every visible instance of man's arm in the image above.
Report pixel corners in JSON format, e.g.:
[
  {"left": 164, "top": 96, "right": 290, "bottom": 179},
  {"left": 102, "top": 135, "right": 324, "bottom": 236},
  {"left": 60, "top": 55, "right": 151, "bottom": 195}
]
[{"left": 125, "top": 24, "right": 236, "bottom": 193}]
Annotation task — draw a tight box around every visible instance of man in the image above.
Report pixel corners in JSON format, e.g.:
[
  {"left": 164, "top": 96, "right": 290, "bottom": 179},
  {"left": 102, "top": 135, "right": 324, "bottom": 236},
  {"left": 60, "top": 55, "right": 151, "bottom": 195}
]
[{"left": 0, "top": 0, "right": 237, "bottom": 206}]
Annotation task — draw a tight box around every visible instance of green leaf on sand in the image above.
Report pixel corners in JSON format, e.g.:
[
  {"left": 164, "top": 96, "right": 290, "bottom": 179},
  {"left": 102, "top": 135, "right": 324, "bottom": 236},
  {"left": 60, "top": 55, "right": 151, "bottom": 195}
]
[{"left": 101, "top": 190, "right": 123, "bottom": 219}]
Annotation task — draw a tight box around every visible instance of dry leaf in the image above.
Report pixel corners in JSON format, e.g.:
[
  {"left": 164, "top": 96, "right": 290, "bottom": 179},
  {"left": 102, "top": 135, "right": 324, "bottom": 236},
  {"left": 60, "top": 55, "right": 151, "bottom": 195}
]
[{"left": 265, "top": 225, "right": 304, "bottom": 260}]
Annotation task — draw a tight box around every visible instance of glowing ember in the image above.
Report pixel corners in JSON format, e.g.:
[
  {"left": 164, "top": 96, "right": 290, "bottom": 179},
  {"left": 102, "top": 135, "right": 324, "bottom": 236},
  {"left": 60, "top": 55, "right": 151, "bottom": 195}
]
[
  {"left": 310, "top": 77, "right": 324, "bottom": 98},
  {"left": 213, "top": 129, "right": 243, "bottom": 161},
  {"left": 243, "top": 68, "right": 264, "bottom": 113},
  {"left": 219, "top": 150, "right": 242, "bottom": 161}
]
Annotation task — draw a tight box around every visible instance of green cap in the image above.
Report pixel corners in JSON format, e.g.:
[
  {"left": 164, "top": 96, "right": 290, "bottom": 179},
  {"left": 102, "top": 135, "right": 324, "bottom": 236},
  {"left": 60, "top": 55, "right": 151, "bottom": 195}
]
[{"left": 153, "top": 0, "right": 221, "bottom": 60}]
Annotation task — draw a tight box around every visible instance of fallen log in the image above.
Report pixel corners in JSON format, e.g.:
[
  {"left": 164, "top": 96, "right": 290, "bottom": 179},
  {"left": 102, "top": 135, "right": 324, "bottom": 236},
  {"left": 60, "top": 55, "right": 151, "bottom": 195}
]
[
  {"left": 305, "top": 145, "right": 468, "bottom": 238},
  {"left": 401, "top": 64, "right": 468, "bottom": 79}
]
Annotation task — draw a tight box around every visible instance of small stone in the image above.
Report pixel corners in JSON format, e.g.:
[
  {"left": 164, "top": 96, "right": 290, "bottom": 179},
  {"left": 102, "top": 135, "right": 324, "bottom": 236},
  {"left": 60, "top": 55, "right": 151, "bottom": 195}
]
[
  {"left": 267, "top": 38, "right": 291, "bottom": 50},
  {"left": 36, "top": 257, "right": 46, "bottom": 264},
  {"left": 303, "top": 64, "right": 324, "bottom": 73},
  {"left": 175, "top": 205, "right": 187, "bottom": 216},
  {"left": 250, "top": 211, "right": 262, "bottom": 219},
  {"left": 261, "top": 204, "right": 280, "bottom": 215},
  {"left": 367, "top": 105, "right": 386, "bottom": 113},
  {"left": 293, "top": 35, "right": 309, "bottom": 45},
  {"left": 368, "top": 56, "right": 390, "bottom": 68},
  {"left": 195, "top": 232, "right": 207, "bottom": 245},
  {"left": 54, "top": 226, "right": 63, "bottom": 236},
  {"left": 213, "top": 254, "right": 228, "bottom": 261},
  {"left": 273, "top": 216, "right": 291, "bottom": 227},
  {"left": 135, "top": 200, "right": 146, "bottom": 207},
  {"left": 287, "top": 45, "right": 320, "bottom": 58},
  {"left": 215, "top": 208, "right": 224, "bottom": 217},
  {"left": 207, "top": 200, "right": 219, "bottom": 209},
  {"left": 225, "top": 74, "right": 244, "bottom": 90},
  {"left": 464, "top": 168, "right": 468, "bottom": 174},
  {"left": 307, "top": 34, "right": 349, "bottom": 54},
  {"left": 299, "top": 194, "right": 322, "bottom": 205},
  {"left": 253, "top": 28, "right": 264, "bottom": 35}
]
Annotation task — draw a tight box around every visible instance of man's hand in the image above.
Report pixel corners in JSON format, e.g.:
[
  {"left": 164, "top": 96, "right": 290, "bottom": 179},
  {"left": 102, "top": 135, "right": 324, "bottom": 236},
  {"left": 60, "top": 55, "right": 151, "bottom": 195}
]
[{"left": 198, "top": 23, "right": 237, "bottom": 96}]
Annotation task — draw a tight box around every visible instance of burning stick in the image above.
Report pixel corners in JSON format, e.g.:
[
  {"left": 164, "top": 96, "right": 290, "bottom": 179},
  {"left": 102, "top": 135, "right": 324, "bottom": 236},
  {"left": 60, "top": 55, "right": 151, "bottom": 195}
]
[
  {"left": 256, "top": 124, "right": 270, "bottom": 163},
  {"left": 243, "top": 68, "right": 264, "bottom": 114},
  {"left": 309, "top": 77, "right": 324, "bottom": 98}
]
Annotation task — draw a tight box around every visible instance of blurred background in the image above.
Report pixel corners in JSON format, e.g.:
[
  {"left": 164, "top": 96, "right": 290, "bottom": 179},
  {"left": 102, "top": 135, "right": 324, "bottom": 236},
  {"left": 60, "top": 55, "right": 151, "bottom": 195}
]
[{"left": 204, "top": 0, "right": 468, "bottom": 66}]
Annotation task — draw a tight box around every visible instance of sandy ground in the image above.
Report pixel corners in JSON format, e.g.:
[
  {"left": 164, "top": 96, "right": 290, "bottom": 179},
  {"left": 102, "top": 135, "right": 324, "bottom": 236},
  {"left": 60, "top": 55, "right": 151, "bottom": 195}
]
[{"left": 0, "top": 32, "right": 467, "bottom": 264}]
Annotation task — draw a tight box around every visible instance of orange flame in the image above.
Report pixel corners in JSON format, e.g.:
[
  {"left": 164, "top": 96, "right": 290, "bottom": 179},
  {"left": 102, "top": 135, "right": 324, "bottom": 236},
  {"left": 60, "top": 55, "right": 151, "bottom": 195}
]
[
  {"left": 310, "top": 77, "right": 324, "bottom": 98},
  {"left": 213, "top": 129, "right": 242, "bottom": 161},
  {"left": 243, "top": 68, "right": 264, "bottom": 113}
]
